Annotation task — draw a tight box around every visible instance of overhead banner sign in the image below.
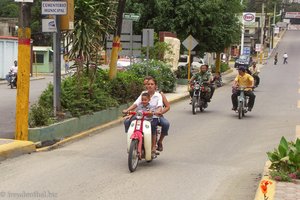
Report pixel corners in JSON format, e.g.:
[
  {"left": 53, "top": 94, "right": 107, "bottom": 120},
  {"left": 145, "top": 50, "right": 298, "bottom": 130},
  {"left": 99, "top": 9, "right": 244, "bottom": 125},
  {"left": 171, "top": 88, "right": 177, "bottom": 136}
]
[
  {"left": 41, "top": 1, "right": 67, "bottom": 15},
  {"left": 243, "top": 12, "right": 256, "bottom": 23}
]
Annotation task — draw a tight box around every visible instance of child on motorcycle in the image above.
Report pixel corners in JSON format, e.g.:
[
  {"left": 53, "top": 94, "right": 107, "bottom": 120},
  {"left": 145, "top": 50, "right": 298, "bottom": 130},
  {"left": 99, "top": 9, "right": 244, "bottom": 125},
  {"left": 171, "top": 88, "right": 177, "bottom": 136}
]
[{"left": 123, "top": 77, "right": 163, "bottom": 156}]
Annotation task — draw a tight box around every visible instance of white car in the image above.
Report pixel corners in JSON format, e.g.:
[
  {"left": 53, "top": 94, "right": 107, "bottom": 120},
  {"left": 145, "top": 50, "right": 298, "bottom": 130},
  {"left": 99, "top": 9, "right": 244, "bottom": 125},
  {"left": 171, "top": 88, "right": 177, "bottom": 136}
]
[
  {"left": 117, "top": 59, "right": 131, "bottom": 71},
  {"left": 178, "top": 55, "right": 205, "bottom": 69}
]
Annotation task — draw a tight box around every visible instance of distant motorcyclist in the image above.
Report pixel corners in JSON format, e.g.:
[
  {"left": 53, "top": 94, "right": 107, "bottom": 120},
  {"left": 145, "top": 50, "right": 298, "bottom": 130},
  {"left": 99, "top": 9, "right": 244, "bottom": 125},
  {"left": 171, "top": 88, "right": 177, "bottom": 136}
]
[
  {"left": 248, "top": 62, "right": 260, "bottom": 87},
  {"left": 5, "top": 60, "right": 18, "bottom": 85},
  {"left": 283, "top": 53, "right": 288, "bottom": 64},
  {"left": 189, "top": 64, "right": 215, "bottom": 102},
  {"left": 231, "top": 66, "right": 256, "bottom": 112}
]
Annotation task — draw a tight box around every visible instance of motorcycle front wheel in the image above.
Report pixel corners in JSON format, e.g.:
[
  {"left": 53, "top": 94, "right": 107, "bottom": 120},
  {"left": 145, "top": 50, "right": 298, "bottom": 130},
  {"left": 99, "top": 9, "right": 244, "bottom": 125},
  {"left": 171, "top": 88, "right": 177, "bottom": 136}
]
[
  {"left": 128, "top": 139, "right": 139, "bottom": 172},
  {"left": 238, "top": 102, "right": 243, "bottom": 119},
  {"left": 192, "top": 97, "right": 197, "bottom": 115}
]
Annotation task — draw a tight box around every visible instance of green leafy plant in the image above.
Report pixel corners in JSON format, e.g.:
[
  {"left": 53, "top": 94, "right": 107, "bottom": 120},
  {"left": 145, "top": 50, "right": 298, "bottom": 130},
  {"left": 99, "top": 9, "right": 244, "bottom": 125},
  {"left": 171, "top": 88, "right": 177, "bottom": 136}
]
[
  {"left": 174, "top": 65, "right": 192, "bottom": 79},
  {"left": 267, "top": 136, "right": 300, "bottom": 181},
  {"left": 28, "top": 103, "right": 55, "bottom": 128},
  {"left": 106, "top": 72, "right": 144, "bottom": 104},
  {"left": 211, "top": 63, "right": 229, "bottom": 73},
  {"left": 129, "top": 60, "right": 176, "bottom": 92}
]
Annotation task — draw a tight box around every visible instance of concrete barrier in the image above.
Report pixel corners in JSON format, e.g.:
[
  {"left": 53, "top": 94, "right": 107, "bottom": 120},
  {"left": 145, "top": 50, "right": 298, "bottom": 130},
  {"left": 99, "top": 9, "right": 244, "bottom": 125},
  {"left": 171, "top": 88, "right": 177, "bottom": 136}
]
[{"left": 28, "top": 103, "right": 130, "bottom": 143}]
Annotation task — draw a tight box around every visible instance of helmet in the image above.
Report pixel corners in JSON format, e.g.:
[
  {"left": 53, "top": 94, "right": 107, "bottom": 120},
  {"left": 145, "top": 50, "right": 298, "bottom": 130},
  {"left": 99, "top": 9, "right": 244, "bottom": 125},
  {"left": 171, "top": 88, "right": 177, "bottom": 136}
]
[{"left": 237, "top": 66, "right": 246, "bottom": 72}]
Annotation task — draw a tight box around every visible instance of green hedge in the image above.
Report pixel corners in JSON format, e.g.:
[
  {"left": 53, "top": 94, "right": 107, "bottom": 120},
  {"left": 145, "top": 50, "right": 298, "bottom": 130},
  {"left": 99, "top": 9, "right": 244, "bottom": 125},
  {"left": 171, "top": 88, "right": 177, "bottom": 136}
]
[{"left": 29, "top": 61, "right": 176, "bottom": 127}]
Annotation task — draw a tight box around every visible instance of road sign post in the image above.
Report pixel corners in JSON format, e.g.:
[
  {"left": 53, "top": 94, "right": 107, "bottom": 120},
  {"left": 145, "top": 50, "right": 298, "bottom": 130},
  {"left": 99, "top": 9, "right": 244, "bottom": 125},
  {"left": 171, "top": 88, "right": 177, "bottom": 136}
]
[
  {"left": 142, "top": 29, "right": 154, "bottom": 76},
  {"left": 182, "top": 35, "right": 198, "bottom": 80}
]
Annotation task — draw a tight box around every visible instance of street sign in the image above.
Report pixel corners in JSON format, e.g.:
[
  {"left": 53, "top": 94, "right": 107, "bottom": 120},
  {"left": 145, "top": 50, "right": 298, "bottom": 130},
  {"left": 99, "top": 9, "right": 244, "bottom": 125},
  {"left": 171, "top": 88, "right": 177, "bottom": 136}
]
[
  {"left": 243, "top": 12, "right": 256, "bottom": 23},
  {"left": 42, "top": 19, "right": 57, "bottom": 32},
  {"left": 182, "top": 35, "right": 198, "bottom": 51},
  {"left": 15, "top": 0, "right": 33, "bottom": 2},
  {"left": 142, "top": 29, "right": 154, "bottom": 47},
  {"left": 41, "top": 1, "right": 67, "bottom": 15},
  {"left": 255, "top": 44, "right": 261, "bottom": 52},
  {"left": 123, "top": 13, "right": 140, "bottom": 21},
  {"left": 243, "top": 46, "right": 251, "bottom": 55}
]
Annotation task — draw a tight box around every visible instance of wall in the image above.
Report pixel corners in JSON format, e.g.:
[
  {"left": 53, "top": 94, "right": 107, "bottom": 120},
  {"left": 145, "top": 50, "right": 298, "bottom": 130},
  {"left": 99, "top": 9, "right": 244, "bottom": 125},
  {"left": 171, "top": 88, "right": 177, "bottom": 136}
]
[
  {"left": 0, "top": 37, "right": 18, "bottom": 79},
  {"left": 164, "top": 37, "right": 180, "bottom": 71}
]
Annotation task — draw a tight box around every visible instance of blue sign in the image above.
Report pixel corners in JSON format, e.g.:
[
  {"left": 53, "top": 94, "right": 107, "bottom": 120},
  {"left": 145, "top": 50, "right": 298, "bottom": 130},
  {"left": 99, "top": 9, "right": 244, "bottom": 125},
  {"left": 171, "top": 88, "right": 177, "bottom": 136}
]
[{"left": 243, "top": 47, "right": 251, "bottom": 55}]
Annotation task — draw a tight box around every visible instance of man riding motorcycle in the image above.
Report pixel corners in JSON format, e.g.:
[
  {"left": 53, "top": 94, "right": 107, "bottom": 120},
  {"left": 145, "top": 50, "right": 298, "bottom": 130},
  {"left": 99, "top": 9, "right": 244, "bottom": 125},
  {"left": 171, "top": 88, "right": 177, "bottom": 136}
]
[
  {"left": 231, "top": 66, "right": 256, "bottom": 112},
  {"left": 5, "top": 60, "right": 18, "bottom": 85},
  {"left": 248, "top": 62, "right": 260, "bottom": 87},
  {"left": 189, "top": 64, "right": 215, "bottom": 103}
]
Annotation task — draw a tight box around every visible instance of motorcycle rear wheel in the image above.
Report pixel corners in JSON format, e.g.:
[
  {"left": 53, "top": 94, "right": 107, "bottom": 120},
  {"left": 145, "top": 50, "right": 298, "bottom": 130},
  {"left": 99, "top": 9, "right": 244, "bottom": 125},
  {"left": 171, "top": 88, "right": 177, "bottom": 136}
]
[{"left": 128, "top": 139, "right": 139, "bottom": 172}]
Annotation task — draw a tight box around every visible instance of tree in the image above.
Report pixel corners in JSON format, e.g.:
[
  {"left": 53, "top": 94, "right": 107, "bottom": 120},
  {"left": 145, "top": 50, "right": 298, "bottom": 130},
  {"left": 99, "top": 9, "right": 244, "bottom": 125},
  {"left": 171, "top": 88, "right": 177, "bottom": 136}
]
[
  {"left": 64, "top": 0, "right": 118, "bottom": 72},
  {"left": 126, "top": 0, "right": 242, "bottom": 72}
]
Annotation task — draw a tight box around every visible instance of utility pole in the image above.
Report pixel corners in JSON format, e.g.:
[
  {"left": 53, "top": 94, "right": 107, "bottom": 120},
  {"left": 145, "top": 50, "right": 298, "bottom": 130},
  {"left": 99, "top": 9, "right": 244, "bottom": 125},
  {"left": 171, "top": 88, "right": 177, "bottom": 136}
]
[
  {"left": 53, "top": 15, "right": 61, "bottom": 116},
  {"left": 15, "top": 2, "right": 31, "bottom": 140},
  {"left": 240, "top": 0, "right": 244, "bottom": 55},
  {"left": 260, "top": 2, "right": 265, "bottom": 64},
  {"left": 109, "top": 0, "right": 126, "bottom": 79}
]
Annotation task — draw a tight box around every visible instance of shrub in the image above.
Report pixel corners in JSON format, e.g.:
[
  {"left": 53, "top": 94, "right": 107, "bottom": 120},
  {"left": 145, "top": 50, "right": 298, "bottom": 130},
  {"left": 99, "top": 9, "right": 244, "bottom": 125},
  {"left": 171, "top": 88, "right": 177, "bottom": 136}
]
[
  {"left": 267, "top": 136, "right": 300, "bottom": 181},
  {"left": 174, "top": 65, "right": 193, "bottom": 79},
  {"left": 211, "top": 63, "right": 230, "bottom": 73},
  {"left": 28, "top": 103, "right": 55, "bottom": 127},
  {"left": 60, "top": 74, "right": 118, "bottom": 117},
  {"left": 129, "top": 60, "right": 176, "bottom": 92},
  {"left": 106, "top": 72, "right": 144, "bottom": 104}
]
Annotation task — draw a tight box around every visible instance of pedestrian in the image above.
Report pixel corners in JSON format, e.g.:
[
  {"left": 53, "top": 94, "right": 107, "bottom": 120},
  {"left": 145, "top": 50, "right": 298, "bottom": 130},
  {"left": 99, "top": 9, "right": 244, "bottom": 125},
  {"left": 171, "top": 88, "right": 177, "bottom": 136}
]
[
  {"left": 274, "top": 52, "right": 278, "bottom": 65},
  {"left": 283, "top": 52, "right": 288, "bottom": 64}
]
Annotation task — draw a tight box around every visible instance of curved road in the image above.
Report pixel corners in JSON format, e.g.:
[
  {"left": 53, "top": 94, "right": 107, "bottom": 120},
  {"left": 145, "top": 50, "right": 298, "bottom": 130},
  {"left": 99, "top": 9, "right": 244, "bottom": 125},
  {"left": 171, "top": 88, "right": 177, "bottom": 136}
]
[
  {"left": 0, "top": 76, "right": 53, "bottom": 139},
  {"left": 0, "top": 31, "right": 300, "bottom": 200}
]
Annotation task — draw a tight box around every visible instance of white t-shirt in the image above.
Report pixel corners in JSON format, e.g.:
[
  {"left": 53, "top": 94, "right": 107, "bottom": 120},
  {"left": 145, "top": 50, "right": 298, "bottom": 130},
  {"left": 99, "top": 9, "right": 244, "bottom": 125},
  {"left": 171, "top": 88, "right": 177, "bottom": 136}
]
[
  {"left": 283, "top": 53, "right": 288, "bottom": 58},
  {"left": 10, "top": 65, "right": 18, "bottom": 73},
  {"left": 134, "top": 91, "right": 163, "bottom": 118}
]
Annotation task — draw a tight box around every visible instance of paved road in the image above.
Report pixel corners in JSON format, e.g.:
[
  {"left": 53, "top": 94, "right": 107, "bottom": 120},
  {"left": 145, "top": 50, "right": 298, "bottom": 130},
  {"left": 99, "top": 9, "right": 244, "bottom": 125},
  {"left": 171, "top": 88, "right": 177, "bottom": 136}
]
[
  {"left": 0, "top": 76, "right": 53, "bottom": 139},
  {"left": 0, "top": 31, "right": 300, "bottom": 200}
]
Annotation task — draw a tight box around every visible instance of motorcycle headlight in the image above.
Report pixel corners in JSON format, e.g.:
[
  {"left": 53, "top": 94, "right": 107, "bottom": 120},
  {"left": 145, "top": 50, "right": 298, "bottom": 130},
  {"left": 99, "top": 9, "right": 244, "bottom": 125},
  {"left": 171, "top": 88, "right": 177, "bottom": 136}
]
[
  {"left": 136, "top": 110, "right": 143, "bottom": 120},
  {"left": 195, "top": 84, "right": 200, "bottom": 90}
]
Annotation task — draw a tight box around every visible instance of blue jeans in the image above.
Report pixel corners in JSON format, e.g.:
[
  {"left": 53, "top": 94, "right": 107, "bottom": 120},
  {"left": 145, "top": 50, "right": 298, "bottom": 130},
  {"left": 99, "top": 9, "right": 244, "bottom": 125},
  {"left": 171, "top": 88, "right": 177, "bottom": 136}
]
[
  {"left": 158, "top": 116, "right": 170, "bottom": 136},
  {"left": 5, "top": 74, "right": 11, "bottom": 83},
  {"left": 124, "top": 117, "right": 158, "bottom": 135}
]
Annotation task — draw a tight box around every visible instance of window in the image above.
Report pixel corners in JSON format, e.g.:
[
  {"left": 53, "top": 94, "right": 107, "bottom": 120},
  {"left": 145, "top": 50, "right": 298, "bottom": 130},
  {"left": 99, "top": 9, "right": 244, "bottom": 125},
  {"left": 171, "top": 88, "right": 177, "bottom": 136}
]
[{"left": 33, "top": 53, "right": 44, "bottom": 64}]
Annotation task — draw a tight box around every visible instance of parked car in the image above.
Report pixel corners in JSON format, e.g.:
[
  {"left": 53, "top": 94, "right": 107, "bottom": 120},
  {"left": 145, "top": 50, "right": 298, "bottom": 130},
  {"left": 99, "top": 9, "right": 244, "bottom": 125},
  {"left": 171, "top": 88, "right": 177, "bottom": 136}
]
[
  {"left": 178, "top": 55, "right": 206, "bottom": 73},
  {"left": 234, "top": 55, "right": 253, "bottom": 68},
  {"left": 117, "top": 58, "right": 131, "bottom": 71}
]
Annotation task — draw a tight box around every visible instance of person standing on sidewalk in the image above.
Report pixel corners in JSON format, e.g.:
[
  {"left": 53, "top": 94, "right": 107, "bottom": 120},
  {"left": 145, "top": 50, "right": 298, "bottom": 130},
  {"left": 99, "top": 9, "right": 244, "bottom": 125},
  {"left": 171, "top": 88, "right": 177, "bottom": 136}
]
[
  {"left": 274, "top": 52, "right": 278, "bottom": 65},
  {"left": 283, "top": 52, "right": 288, "bottom": 64}
]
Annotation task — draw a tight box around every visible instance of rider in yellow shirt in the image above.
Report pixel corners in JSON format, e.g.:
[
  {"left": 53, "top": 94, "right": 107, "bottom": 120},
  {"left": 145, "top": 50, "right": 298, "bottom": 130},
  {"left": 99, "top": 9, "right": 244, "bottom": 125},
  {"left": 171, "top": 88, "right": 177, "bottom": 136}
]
[{"left": 231, "top": 66, "right": 256, "bottom": 111}]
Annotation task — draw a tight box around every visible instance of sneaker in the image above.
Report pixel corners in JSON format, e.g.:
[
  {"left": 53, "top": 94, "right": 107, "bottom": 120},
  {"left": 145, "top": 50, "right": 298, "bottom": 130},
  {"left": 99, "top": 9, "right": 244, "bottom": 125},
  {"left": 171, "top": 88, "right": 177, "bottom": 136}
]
[{"left": 232, "top": 107, "right": 237, "bottom": 111}]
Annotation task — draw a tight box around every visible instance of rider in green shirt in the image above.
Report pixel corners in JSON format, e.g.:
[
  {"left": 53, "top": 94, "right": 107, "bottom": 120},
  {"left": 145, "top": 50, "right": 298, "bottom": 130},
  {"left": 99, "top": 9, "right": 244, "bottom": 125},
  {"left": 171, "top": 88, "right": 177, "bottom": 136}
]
[{"left": 189, "top": 64, "right": 215, "bottom": 102}]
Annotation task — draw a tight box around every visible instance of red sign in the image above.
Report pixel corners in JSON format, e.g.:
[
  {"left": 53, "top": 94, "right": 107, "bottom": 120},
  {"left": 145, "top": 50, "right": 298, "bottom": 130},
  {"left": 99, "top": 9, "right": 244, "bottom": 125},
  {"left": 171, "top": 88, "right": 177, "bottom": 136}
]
[{"left": 243, "top": 13, "right": 255, "bottom": 22}]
